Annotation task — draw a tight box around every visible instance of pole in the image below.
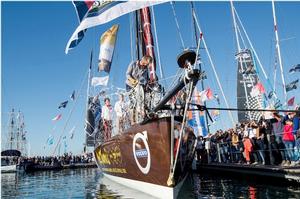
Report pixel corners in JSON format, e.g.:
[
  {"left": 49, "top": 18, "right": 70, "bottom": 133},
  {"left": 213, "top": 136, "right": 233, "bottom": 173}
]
[
  {"left": 272, "top": 0, "right": 287, "bottom": 104},
  {"left": 191, "top": 2, "right": 210, "bottom": 133}
]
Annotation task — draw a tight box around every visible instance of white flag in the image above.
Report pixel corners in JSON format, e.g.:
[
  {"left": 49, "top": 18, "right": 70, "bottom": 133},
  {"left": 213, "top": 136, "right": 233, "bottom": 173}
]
[
  {"left": 91, "top": 76, "right": 109, "bottom": 87},
  {"left": 65, "top": 1, "right": 168, "bottom": 54}
]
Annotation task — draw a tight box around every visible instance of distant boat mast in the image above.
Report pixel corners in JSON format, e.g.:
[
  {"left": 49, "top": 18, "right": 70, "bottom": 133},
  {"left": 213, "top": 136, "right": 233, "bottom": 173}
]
[{"left": 272, "top": 0, "right": 287, "bottom": 104}]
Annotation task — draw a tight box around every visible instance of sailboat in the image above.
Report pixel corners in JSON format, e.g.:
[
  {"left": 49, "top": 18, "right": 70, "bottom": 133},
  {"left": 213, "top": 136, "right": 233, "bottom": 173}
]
[
  {"left": 65, "top": 2, "right": 206, "bottom": 198},
  {"left": 1, "top": 109, "right": 28, "bottom": 173}
]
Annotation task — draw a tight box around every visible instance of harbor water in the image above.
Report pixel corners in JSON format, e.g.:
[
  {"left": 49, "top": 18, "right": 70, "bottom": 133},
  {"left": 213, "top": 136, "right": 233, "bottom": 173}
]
[{"left": 1, "top": 168, "right": 300, "bottom": 198}]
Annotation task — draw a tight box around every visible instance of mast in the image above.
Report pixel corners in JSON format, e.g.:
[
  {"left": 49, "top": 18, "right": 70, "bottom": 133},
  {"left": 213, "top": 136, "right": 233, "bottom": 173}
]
[
  {"left": 8, "top": 109, "right": 15, "bottom": 150},
  {"left": 85, "top": 50, "right": 93, "bottom": 149},
  {"left": 140, "top": 7, "right": 157, "bottom": 82},
  {"left": 190, "top": 2, "right": 209, "bottom": 133},
  {"left": 135, "top": 11, "right": 140, "bottom": 60},
  {"left": 272, "top": 0, "right": 287, "bottom": 104}
]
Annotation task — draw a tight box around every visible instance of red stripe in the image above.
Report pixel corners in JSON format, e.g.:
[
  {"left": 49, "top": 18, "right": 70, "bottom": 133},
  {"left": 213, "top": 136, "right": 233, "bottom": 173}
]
[{"left": 84, "top": 0, "right": 94, "bottom": 9}]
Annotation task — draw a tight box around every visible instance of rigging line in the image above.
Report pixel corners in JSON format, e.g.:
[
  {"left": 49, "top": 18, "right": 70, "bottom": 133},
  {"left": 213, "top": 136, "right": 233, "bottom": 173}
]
[
  {"left": 236, "top": 24, "right": 247, "bottom": 50},
  {"left": 171, "top": 81, "right": 194, "bottom": 178},
  {"left": 191, "top": 3, "right": 210, "bottom": 132},
  {"left": 151, "top": 6, "right": 166, "bottom": 86},
  {"left": 193, "top": 11, "right": 235, "bottom": 126},
  {"left": 170, "top": 1, "right": 185, "bottom": 49},
  {"left": 189, "top": 104, "right": 300, "bottom": 113},
  {"left": 233, "top": 7, "right": 269, "bottom": 82},
  {"left": 231, "top": 2, "right": 256, "bottom": 120},
  {"left": 271, "top": 0, "right": 287, "bottom": 103},
  {"left": 52, "top": 67, "right": 90, "bottom": 156},
  {"left": 234, "top": 7, "right": 280, "bottom": 106}
]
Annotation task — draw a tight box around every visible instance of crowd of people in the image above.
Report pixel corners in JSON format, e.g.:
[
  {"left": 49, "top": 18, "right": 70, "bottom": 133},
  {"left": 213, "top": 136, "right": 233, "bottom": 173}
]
[
  {"left": 18, "top": 153, "right": 94, "bottom": 167},
  {"left": 195, "top": 108, "right": 300, "bottom": 167}
]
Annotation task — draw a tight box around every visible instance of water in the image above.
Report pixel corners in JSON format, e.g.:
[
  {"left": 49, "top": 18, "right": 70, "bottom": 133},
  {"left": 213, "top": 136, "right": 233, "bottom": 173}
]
[{"left": 1, "top": 168, "right": 300, "bottom": 198}]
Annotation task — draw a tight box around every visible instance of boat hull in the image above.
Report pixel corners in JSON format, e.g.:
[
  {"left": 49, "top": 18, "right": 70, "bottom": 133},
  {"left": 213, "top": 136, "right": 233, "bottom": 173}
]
[
  {"left": 1, "top": 164, "right": 17, "bottom": 173},
  {"left": 94, "top": 117, "right": 195, "bottom": 198}
]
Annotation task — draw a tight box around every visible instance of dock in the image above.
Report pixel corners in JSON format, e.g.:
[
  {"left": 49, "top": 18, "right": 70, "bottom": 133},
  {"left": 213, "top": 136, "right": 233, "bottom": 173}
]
[
  {"left": 24, "top": 162, "right": 97, "bottom": 173},
  {"left": 197, "top": 163, "right": 300, "bottom": 183},
  {"left": 62, "top": 162, "right": 97, "bottom": 169}
]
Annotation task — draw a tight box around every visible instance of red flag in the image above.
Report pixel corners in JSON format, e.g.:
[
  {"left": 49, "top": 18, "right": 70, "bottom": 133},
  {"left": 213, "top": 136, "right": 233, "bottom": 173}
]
[
  {"left": 287, "top": 97, "right": 295, "bottom": 106},
  {"left": 52, "top": 114, "right": 62, "bottom": 121},
  {"left": 256, "top": 82, "right": 265, "bottom": 94}
]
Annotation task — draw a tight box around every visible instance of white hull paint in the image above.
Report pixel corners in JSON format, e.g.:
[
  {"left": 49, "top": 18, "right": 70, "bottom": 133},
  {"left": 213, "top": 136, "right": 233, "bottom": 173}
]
[
  {"left": 1, "top": 164, "right": 17, "bottom": 173},
  {"left": 102, "top": 172, "right": 187, "bottom": 199}
]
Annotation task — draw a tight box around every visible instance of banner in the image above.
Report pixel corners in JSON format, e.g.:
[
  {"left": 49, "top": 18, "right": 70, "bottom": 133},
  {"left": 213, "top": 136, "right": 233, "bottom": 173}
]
[
  {"left": 98, "top": 24, "right": 119, "bottom": 72},
  {"left": 65, "top": 1, "right": 168, "bottom": 53},
  {"left": 91, "top": 76, "right": 109, "bottom": 86}
]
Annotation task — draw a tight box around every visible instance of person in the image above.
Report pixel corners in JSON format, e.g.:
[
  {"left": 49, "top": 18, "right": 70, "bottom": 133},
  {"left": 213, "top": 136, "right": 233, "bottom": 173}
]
[
  {"left": 114, "top": 94, "right": 127, "bottom": 134},
  {"left": 126, "top": 55, "right": 152, "bottom": 123},
  {"left": 282, "top": 119, "right": 295, "bottom": 166},
  {"left": 125, "top": 55, "right": 152, "bottom": 91},
  {"left": 243, "top": 132, "right": 253, "bottom": 165},
  {"left": 101, "top": 97, "right": 113, "bottom": 141}
]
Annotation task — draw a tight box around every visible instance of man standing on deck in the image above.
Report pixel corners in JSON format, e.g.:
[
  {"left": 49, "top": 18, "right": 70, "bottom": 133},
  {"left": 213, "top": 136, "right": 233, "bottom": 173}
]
[
  {"left": 125, "top": 55, "right": 152, "bottom": 124},
  {"left": 102, "top": 97, "right": 113, "bottom": 141},
  {"left": 125, "top": 55, "right": 152, "bottom": 91},
  {"left": 114, "top": 93, "right": 127, "bottom": 134}
]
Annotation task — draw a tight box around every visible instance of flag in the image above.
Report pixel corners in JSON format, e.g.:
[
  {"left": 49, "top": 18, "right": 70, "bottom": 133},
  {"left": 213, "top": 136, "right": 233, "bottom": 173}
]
[
  {"left": 285, "top": 79, "right": 299, "bottom": 92},
  {"left": 98, "top": 24, "right": 119, "bottom": 73},
  {"left": 52, "top": 114, "right": 62, "bottom": 121},
  {"left": 67, "top": 1, "right": 95, "bottom": 53},
  {"left": 58, "top": 101, "right": 68, "bottom": 109},
  {"left": 188, "top": 89, "right": 208, "bottom": 137},
  {"left": 91, "top": 76, "right": 109, "bottom": 86},
  {"left": 250, "top": 82, "right": 265, "bottom": 97},
  {"left": 287, "top": 96, "right": 295, "bottom": 106},
  {"left": 211, "top": 110, "right": 220, "bottom": 121},
  {"left": 214, "top": 94, "right": 220, "bottom": 105},
  {"left": 70, "top": 90, "right": 75, "bottom": 101},
  {"left": 47, "top": 135, "right": 54, "bottom": 145},
  {"left": 289, "top": 64, "right": 300, "bottom": 74},
  {"left": 198, "top": 88, "right": 213, "bottom": 103},
  {"left": 69, "top": 126, "right": 76, "bottom": 139},
  {"left": 268, "top": 91, "right": 275, "bottom": 99},
  {"left": 65, "top": 1, "right": 167, "bottom": 53}
]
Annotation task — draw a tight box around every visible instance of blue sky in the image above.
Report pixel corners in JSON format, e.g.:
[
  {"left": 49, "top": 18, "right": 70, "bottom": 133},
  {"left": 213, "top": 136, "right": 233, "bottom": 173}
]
[{"left": 2, "top": 1, "right": 300, "bottom": 156}]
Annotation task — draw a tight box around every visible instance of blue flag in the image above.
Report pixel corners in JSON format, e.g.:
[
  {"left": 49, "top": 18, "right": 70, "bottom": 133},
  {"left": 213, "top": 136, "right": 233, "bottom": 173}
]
[
  {"left": 47, "top": 135, "right": 54, "bottom": 145},
  {"left": 67, "top": 1, "right": 94, "bottom": 53}
]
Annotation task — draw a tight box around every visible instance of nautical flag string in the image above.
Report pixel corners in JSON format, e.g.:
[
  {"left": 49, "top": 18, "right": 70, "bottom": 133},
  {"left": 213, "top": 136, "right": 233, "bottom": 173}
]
[
  {"left": 58, "top": 101, "right": 68, "bottom": 109},
  {"left": 52, "top": 114, "right": 62, "bottom": 121}
]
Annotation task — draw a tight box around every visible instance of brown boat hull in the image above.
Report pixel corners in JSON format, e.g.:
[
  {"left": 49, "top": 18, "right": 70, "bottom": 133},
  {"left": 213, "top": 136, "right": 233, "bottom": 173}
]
[{"left": 94, "top": 117, "right": 195, "bottom": 198}]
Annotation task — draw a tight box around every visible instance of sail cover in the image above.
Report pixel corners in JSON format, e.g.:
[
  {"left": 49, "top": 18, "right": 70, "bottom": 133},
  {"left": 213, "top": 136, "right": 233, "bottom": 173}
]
[
  {"left": 236, "top": 49, "right": 263, "bottom": 122},
  {"left": 66, "top": 1, "right": 168, "bottom": 53},
  {"left": 84, "top": 97, "right": 95, "bottom": 146}
]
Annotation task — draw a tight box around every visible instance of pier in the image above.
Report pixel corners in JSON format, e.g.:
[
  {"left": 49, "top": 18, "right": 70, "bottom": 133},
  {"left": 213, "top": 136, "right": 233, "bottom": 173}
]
[{"left": 197, "top": 163, "right": 300, "bottom": 183}]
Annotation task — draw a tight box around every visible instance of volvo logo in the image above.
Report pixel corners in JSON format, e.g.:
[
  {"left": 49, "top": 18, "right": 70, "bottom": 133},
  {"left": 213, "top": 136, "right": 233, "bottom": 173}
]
[{"left": 132, "top": 131, "right": 151, "bottom": 174}]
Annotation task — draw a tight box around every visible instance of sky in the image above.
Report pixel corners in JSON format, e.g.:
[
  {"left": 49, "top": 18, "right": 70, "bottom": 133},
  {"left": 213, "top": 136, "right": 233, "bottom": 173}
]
[{"left": 1, "top": 1, "right": 300, "bottom": 156}]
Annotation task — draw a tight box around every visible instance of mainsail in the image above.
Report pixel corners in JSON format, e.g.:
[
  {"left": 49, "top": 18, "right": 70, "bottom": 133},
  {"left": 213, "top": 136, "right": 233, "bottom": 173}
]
[{"left": 236, "top": 49, "right": 263, "bottom": 122}]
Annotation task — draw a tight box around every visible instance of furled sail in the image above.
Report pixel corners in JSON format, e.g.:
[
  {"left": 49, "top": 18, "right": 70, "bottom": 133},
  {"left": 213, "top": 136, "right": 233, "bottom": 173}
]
[
  {"left": 236, "top": 49, "right": 263, "bottom": 122},
  {"left": 140, "top": 7, "right": 156, "bottom": 81},
  {"left": 66, "top": 1, "right": 168, "bottom": 53},
  {"left": 98, "top": 24, "right": 119, "bottom": 73},
  {"left": 85, "top": 96, "right": 101, "bottom": 147}
]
